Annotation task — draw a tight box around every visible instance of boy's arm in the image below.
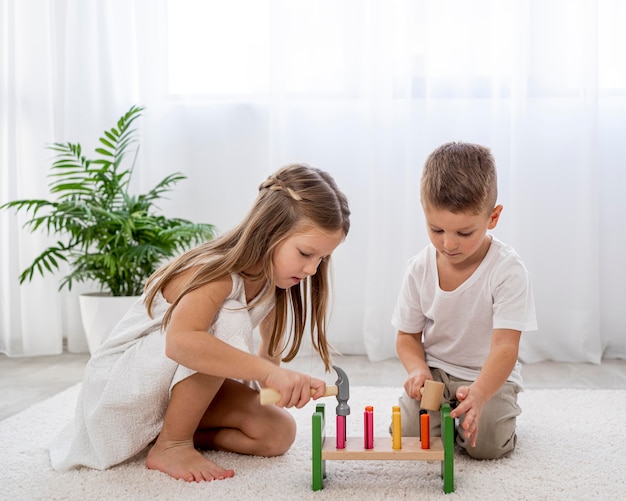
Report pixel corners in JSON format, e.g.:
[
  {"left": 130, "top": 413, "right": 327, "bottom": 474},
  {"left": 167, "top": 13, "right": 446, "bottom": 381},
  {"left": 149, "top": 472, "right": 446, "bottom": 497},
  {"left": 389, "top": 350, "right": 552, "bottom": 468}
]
[
  {"left": 451, "top": 328, "right": 521, "bottom": 446},
  {"left": 396, "top": 330, "right": 433, "bottom": 400}
]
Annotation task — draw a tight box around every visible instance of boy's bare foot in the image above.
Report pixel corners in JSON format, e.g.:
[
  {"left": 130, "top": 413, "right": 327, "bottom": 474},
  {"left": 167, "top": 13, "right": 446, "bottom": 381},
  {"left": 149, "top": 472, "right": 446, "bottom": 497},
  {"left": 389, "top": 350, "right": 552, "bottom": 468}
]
[{"left": 146, "top": 439, "right": 235, "bottom": 482}]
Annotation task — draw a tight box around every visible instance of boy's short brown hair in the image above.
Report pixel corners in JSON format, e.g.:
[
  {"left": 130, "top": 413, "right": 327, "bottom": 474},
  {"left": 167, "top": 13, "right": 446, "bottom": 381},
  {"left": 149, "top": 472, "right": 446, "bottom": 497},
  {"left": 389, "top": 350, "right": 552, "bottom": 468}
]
[{"left": 421, "top": 142, "right": 498, "bottom": 214}]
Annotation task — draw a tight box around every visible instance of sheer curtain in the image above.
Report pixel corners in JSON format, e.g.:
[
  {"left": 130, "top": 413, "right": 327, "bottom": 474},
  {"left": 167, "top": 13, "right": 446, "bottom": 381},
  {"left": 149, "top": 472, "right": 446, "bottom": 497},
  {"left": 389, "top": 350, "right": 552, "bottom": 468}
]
[{"left": 1, "top": 0, "right": 625, "bottom": 363}]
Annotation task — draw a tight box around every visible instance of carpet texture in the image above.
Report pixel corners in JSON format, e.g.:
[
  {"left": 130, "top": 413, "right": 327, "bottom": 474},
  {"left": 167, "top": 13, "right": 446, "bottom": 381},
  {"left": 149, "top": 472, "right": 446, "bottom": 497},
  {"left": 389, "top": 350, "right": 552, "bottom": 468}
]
[{"left": 1, "top": 384, "right": 624, "bottom": 500}]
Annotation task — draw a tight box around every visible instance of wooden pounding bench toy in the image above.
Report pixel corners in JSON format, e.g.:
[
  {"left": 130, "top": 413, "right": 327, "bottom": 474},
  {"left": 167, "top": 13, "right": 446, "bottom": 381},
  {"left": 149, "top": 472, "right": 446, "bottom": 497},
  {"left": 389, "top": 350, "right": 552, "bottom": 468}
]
[
  {"left": 310, "top": 377, "right": 455, "bottom": 494},
  {"left": 260, "top": 366, "right": 455, "bottom": 493}
]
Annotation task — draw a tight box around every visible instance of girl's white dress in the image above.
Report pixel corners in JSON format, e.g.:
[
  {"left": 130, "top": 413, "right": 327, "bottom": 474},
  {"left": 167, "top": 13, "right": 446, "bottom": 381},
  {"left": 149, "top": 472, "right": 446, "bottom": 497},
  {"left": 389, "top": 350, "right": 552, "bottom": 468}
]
[{"left": 49, "top": 273, "right": 273, "bottom": 471}]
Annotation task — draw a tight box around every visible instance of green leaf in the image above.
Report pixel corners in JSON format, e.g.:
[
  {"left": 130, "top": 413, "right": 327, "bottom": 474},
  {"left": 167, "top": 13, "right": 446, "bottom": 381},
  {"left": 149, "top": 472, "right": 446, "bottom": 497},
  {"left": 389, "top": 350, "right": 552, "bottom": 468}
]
[
  {"left": 95, "top": 148, "right": 114, "bottom": 157},
  {"left": 99, "top": 137, "right": 114, "bottom": 149}
]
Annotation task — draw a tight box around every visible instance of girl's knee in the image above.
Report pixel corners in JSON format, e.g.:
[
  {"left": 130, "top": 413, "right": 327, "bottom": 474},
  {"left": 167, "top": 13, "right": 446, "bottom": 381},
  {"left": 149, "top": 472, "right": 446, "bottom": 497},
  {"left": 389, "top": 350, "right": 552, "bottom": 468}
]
[{"left": 259, "top": 410, "right": 296, "bottom": 456}]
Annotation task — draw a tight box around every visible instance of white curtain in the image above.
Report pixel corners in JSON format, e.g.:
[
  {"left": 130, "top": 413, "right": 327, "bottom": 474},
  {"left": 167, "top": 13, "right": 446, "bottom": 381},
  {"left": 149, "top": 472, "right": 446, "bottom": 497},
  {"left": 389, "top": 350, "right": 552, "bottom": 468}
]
[{"left": 1, "top": 0, "right": 625, "bottom": 364}]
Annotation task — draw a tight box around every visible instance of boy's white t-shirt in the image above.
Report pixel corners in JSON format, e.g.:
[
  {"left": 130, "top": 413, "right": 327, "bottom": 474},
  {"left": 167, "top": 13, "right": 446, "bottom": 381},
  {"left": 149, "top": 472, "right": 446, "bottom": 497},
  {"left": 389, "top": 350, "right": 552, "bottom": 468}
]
[{"left": 391, "top": 236, "right": 537, "bottom": 387}]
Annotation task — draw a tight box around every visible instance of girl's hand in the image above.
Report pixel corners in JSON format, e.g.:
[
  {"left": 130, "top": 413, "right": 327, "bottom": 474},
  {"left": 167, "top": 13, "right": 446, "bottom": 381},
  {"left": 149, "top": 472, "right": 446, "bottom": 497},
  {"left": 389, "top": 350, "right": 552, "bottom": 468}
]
[
  {"left": 309, "top": 377, "right": 328, "bottom": 401},
  {"left": 450, "top": 385, "right": 487, "bottom": 447},
  {"left": 404, "top": 368, "right": 434, "bottom": 401},
  {"left": 263, "top": 367, "right": 325, "bottom": 409}
]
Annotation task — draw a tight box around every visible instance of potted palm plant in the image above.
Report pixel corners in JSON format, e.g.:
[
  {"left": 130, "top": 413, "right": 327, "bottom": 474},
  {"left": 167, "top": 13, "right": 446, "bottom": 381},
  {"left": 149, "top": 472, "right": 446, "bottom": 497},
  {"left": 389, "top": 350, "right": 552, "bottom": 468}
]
[{"left": 1, "top": 105, "right": 216, "bottom": 352}]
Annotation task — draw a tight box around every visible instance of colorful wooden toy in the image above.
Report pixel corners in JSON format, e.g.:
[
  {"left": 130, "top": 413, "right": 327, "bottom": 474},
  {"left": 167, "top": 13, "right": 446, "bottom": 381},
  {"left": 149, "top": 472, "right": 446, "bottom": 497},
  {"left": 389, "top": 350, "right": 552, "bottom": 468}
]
[{"left": 311, "top": 402, "right": 455, "bottom": 494}]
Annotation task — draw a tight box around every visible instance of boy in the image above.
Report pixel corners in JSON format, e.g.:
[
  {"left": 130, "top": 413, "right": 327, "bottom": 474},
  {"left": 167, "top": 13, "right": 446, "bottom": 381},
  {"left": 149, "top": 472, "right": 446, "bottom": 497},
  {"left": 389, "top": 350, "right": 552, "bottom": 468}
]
[{"left": 392, "top": 142, "right": 537, "bottom": 459}]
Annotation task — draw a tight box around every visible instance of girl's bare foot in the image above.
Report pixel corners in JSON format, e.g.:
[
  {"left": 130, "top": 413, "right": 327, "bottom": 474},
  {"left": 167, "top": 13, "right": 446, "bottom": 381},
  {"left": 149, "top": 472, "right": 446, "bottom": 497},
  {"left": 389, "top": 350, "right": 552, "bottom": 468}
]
[{"left": 146, "top": 439, "right": 235, "bottom": 482}]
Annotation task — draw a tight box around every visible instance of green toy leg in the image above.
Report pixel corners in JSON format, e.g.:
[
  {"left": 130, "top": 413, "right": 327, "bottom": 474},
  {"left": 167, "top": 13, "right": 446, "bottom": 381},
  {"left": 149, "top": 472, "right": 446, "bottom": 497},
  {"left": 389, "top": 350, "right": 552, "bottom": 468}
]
[
  {"left": 440, "top": 403, "right": 455, "bottom": 493},
  {"left": 312, "top": 403, "right": 326, "bottom": 491}
]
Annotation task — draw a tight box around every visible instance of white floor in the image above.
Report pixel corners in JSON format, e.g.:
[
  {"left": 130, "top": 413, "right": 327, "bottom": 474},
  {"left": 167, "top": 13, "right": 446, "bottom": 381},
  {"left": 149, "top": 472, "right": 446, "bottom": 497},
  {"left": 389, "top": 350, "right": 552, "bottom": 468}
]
[{"left": 2, "top": 351, "right": 626, "bottom": 421}]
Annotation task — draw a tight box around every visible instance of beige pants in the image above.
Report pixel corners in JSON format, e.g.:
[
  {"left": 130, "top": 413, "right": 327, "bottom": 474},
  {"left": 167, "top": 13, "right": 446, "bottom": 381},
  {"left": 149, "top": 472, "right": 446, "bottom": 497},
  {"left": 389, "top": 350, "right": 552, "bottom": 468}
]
[{"left": 397, "top": 368, "right": 521, "bottom": 460}]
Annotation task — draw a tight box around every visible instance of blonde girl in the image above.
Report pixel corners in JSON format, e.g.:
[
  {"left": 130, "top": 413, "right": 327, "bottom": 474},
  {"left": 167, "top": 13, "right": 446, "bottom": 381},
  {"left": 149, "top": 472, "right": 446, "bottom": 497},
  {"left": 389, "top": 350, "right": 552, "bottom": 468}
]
[{"left": 50, "top": 163, "right": 350, "bottom": 482}]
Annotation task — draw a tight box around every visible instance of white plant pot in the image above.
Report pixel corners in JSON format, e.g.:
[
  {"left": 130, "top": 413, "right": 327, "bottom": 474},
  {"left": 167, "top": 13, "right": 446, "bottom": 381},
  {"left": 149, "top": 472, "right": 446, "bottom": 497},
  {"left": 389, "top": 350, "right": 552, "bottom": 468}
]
[{"left": 78, "top": 293, "right": 140, "bottom": 354}]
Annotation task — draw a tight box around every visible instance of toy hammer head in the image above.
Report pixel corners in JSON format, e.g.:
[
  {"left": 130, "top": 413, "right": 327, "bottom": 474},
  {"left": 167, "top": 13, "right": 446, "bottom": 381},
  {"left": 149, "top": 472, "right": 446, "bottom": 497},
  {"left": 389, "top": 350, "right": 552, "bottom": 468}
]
[
  {"left": 419, "top": 380, "right": 445, "bottom": 411},
  {"left": 333, "top": 364, "right": 350, "bottom": 416}
]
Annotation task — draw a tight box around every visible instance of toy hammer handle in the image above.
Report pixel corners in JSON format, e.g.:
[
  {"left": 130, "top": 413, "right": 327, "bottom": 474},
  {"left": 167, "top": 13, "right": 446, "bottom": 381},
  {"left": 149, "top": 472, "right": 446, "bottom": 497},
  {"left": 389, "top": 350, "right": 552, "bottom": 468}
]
[{"left": 259, "top": 385, "right": 338, "bottom": 405}]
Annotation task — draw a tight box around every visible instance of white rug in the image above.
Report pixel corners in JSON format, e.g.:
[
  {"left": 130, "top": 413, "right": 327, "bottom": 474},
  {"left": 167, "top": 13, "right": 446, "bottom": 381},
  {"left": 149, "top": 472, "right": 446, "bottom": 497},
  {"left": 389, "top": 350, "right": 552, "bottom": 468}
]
[{"left": 1, "top": 384, "right": 624, "bottom": 500}]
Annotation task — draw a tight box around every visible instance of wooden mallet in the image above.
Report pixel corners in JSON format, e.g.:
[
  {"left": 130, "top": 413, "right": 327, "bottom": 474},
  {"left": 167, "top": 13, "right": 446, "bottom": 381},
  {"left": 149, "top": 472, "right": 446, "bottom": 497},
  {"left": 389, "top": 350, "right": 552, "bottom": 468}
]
[
  {"left": 259, "top": 365, "right": 349, "bottom": 406},
  {"left": 260, "top": 384, "right": 338, "bottom": 405},
  {"left": 419, "top": 380, "right": 445, "bottom": 411},
  {"left": 418, "top": 380, "right": 444, "bottom": 450}
]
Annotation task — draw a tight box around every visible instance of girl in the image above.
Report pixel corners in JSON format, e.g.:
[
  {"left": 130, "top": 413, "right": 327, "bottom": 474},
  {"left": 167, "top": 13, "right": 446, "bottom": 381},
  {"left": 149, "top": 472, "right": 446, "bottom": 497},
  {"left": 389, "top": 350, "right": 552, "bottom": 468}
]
[{"left": 50, "top": 163, "right": 351, "bottom": 482}]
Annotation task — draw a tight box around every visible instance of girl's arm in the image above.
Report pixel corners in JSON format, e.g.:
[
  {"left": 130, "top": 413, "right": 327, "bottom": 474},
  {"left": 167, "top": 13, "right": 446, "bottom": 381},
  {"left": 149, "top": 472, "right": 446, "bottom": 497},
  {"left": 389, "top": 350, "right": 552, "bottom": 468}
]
[{"left": 164, "top": 277, "right": 323, "bottom": 407}]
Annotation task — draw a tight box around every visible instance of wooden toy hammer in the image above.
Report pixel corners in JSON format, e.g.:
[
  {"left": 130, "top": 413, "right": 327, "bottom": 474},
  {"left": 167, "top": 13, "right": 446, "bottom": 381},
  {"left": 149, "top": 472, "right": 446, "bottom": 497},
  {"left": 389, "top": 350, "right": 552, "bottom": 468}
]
[
  {"left": 259, "top": 364, "right": 349, "bottom": 407},
  {"left": 419, "top": 380, "right": 445, "bottom": 411}
]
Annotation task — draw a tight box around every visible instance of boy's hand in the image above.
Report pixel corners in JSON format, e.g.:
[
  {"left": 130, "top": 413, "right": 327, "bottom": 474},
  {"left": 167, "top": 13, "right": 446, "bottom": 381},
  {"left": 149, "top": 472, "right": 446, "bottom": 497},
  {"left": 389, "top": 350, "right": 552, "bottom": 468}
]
[
  {"left": 404, "top": 369, "right": 433, "bottom": 401},
  {"left": 450, "top": 385, "right": 487, "bottom": 447}
]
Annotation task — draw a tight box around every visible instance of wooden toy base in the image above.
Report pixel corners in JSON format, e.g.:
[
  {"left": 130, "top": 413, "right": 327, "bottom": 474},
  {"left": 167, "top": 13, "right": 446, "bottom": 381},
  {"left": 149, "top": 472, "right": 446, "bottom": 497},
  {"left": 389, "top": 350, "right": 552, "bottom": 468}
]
[
  {"left": 312, "top": 403, "right": 455, "bottom": 494},
  {"left": 322, "top": 436, "right": 444, "bottom": 460}
]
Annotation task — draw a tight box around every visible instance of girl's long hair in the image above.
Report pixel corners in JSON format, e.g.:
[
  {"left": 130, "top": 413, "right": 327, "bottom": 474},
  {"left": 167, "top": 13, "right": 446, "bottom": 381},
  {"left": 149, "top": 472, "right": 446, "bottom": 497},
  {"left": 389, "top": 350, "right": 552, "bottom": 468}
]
[{"left": 144, "top": 163, "right": 350, "bottom": 371}]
